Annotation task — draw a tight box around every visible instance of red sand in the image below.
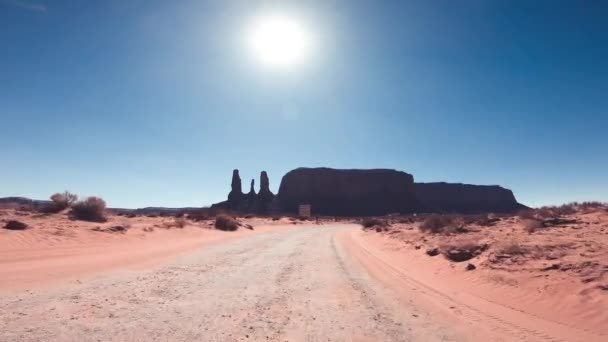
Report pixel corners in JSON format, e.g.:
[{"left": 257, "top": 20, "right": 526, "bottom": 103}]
[
  {"left": 0, "top": 210, "right": 290, "bottom": 291},
  {"left": 346, "top": 210, "right": 608, "bottom": 339}
]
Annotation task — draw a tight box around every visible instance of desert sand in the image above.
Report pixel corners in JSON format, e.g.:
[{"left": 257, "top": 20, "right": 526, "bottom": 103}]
[
  {"left": 0, "top": 209, "right": 291, "bottom": 291},
  {"left": 350, "top": 209, "right": 608, "bottom": 340},
  {"left": 1, "top": 208, "right": 606, "bottom": 341}
]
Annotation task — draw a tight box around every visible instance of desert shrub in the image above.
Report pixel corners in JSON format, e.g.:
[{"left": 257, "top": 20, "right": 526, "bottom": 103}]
[
  {"left": 244, "top": 214, "right": 254, "bottom": 219},
  {"left": 215, "top": 214, "right": 239, "bottom": 231},
  {"left": 552, "top": 203, "right": 577, "bottom": 216},
  {"left": 188, "top": 208, "right": 213, "bottom": 221},
  {"left": 174, "top": 217, "right": 187, "bottom": 228},
  {"left": 496, "top": 241, "right": 528, "bottom": 255},
  {"left": 361, "top": 217, "right": 386, "bottom": 229},
  {"left": 522, "top": 218, "right": 544, "bottom": 233},
  {"left": 4, "top": 220, "right": 28, "bottom": 230},
  {"left": 517, "top": 209, "right": 537, "bottom": 220},
  {"left": 271, "top": 215, "right": 282, "bottom": 221},
  {"left": 71, "top": 197, "right": 107, "bottom": 222},
  {"left": 419, "top": 215, "right": 462, "bottom": 234},
  {"left": 162, "top": 217, "right": 187, "bottom": 229},
  {"left": 42, "top": 191, "right": 78, "bottom": 213},
  {"left": 439, "top": 238, "right": 488, "bottom": 262},
  {"left": 579, "top": 201, "right": 607, "bottom": 212}
]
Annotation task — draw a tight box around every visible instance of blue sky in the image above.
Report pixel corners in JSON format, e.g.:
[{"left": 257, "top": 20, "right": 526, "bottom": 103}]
[{"left": 1, "top": 0, "right": 607, "bottom": 208}]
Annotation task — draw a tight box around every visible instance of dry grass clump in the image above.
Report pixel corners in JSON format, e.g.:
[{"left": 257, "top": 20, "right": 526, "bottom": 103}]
[
  {"left": 214, "top": 214, "right": 239, "bottom": 231},
  {"left": 163, "top": 217, "right": 188, "bottom": 229},
  {"left": 439, "top": 238, "right": 488, "bottom": 262},
  {"left": 419, "top": 215, "right": 466, "bottom": 234},
  {"left": 71, "top": 197, "right": 107, "bottom": 222},
  {"left": 522, "top": 218, "right": 544, "bottom": 233},
  {"left": 496, "top": 240, "right": 528, "bottom": 256},
  {"left": 361, "top": 217, "right": 387, "bottom": 229},
  {"left": 174, "top": 217, "right": 187, "bottom": 228},
  {"left": 521, "top": 201, "right": 607, "bottom": 220},
  {"left": 188, "top": 208, "right": 212, "bottom": 221},
  {"left": 41, "top": 191, "right": 78, "bottom": 213}
]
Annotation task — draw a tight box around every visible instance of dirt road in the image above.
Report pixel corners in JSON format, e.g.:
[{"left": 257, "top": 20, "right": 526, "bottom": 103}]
[{"left": 1, "top": 225, "right": 602, "bottom": 341}]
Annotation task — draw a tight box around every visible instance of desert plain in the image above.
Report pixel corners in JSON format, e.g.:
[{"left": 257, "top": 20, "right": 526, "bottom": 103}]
[{"left": 1, "top": 203, "right": 606, "bottom": 341}]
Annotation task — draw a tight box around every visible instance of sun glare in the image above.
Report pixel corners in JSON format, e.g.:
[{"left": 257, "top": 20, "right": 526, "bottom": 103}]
[{"left": 248, "top": 14, "right": 312, "bottom": 68}]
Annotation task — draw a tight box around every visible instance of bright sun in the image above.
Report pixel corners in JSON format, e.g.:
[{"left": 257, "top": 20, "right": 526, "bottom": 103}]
[{"left": 248, "top": 14, "right": 312, "bottom": 68}]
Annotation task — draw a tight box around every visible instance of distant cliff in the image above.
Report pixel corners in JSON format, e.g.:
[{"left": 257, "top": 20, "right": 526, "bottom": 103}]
[
  {"left": 277, "top": 168, "right": 423, "bottom": 216},
  {"left": 414, "top": 182, "right": 527, "bottom": 214}
]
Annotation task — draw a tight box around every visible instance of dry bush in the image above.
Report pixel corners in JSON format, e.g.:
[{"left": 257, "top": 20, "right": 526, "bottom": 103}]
[
  {"left": 496, "top": 241, "right": 528, "bottom": 255},
  {"left": 162, "top": 217, "right": 187, "bottom": 229},
  {"left": 188, "top": 208, "right": 212, "bottom": 221},
  {"left": 71, "top": 197, "right": 107, "bottom": 222},
  {"left": 42, "top": 191, "right": 78, "bottom": 213},
  {"left": 175, "top": 217, "right": 187, "bottom": 228},
  {"left": 518, "top": 209, "right": 537, "bottom": 220},
  {"left": 215, "top": 214, "right": 239, "bottom": 231},
  {"left": 579, "top": 201, "right": 607, "bottom": 213},
  {"left": 396, "top": 216, "right": 415, "bottom": 224},
  {"left": 522, "top": 218, "right": 544, "bottom": 233},
  {"left": 361, "top": 217, "right": 386, "bottom": 229},
  {"left": 419, "top": 215, "right": 464, "bottom": 234},
  {"left": 271, "top": 215, "right": 282, "bottom": 221},
  {"left": 440, "top": 238, "right": 483, "bottom": 252},
  {"left": 439, "top": 238, "right": 488, "bottom": 262},
  {"left": 552, "top": 203, "right": 577, "bottom": 216}
]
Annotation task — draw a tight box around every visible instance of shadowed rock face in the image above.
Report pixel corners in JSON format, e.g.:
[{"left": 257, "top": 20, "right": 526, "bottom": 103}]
[
  {"left": 256, "top": 171, "right": 275, "bottom": 214},
  {"left": 213, "top": 170, "right": 275, "bottom": 214},
  {"left": 277, "top": 168, "right": 423, "bottom": 216},
  {"left": 227, "top": 169, "right": 244, "bottom": 209},
  {"left": 213, "top": 167, "right": 526, "bottom": 216},
  {"left": 414, "top": 182, "right": 527, "bottom": 214},
  {"left": 246, "top": 179, "right": 257, "bottom": 207}
]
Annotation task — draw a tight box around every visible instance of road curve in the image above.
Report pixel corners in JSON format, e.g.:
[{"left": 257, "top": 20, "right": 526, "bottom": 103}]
[{"left": 1, "top": 225, "right": 466, "bottom": 341}]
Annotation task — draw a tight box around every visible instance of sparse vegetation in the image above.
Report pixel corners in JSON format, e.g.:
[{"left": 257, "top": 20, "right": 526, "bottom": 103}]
[
  {"left": 174, "top": 217, "right": 187, "bottom": 228},
  {"left": 214, "top": 214, "right": 239, "bottom": 231},
  {"left": 439, "top": 238, "right": 488, "bottom": 262},
  {"left": 361, "top": 217, "right": 386, "bottom": 229},
  {"left": 419, "top": 214, "right": 465, "bottom": 234},
  {"left": 41, "top": 191, "right": 78, "bottom": 213},
  {"left": 71, "top": 197, "right": 107, "bottom": 222},
  {"left": 496, "top": 241, "right": 528, "bottom": 256},
  {"left": 163, "top": 217, "right": 188, "bottom": 229},
  {"left": 522, "top": 218, "right": 544, "bottom": 233}
]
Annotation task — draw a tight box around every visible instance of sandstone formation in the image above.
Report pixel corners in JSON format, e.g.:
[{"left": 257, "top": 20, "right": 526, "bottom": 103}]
[
  {"left": 277, "top": 168, "right": 423, "bottom": 216},
  {"left": 212, "top": 167, "right": 526, "bottom": 216},
  {"left": 212, "top": 170, "right": 275, "bottom": 214},
  {"left": 414, "top": 182, "right": 526, "bottom": 214},
  {"left": 246, "top": 179, "right": 257, "bottom": 208},
  {"left": 227, "top": 169, "right": 244, "bottom": 208},
  {"left": 256, "top": 171, "right": 275, "bottom": 214}
]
